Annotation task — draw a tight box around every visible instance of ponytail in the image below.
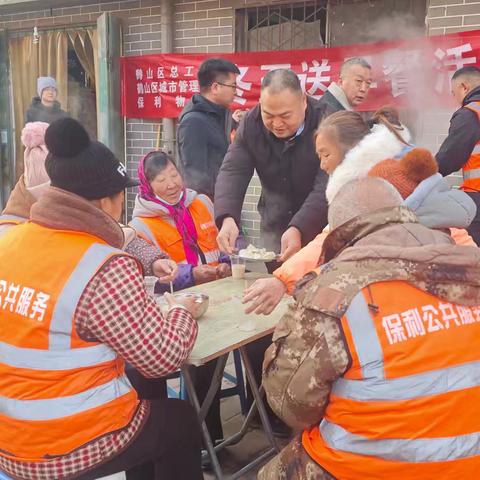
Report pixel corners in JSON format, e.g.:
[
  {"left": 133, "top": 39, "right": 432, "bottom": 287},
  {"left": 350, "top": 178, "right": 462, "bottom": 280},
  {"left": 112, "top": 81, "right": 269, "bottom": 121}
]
[{"left": 368, "top": 106, "right": 410, "bottom": 146}]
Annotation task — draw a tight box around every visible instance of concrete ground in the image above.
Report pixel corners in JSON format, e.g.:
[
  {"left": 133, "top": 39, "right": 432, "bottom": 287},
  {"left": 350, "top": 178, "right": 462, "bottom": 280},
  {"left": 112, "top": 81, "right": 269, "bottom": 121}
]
[{"left": 203, "top": 393, "right": 288, "bottom": 480}]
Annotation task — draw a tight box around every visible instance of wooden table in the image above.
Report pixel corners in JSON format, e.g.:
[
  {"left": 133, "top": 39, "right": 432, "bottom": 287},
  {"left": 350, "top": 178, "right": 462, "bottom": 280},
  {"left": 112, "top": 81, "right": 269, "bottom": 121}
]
[{"left": 178, "top": 273, "right": 291, "bottom": 480}]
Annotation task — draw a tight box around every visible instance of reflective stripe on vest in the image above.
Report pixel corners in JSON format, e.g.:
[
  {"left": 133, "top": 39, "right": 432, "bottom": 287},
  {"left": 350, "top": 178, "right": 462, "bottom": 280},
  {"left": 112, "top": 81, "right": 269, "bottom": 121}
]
[
  {"left": 302, "top": 281, "right": 480, "bottom": 479},
  {"left": 129, "top": 217, "right": 161, "bottom": 249},
  {"left": 0, "top": 375, "right": 131, "bottom": 421},
  {"left": 464, "top": 169, "right": 480, "bottom": 180},
  {"left": 320, "top": 421, "right": 480, "bottom": 463},
  {"left": 0, "top": 214, "right": 25, "bottom": 224},
  {"left": 0, "top": 341, "right": 115, "bottom": 370},
  {"left": 0, "top": 223, "right": 138, "bottom": 460},
  {"left": 320, "top": 289, "right": 480, "bottom": 462},
  {"left": 462, "top": 102, "right": 480, "bottom": 191},
  {"left": 50, "top": 243, "right": 120, "bottom": 349}
]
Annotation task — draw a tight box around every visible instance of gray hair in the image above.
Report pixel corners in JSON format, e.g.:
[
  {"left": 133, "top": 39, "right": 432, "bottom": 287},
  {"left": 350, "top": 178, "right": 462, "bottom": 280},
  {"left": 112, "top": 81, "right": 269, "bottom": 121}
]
[
  {"left": 261, "top": 69, "right": 302, "bottom": 95},
  {"left": 328, "top": 177, "right": 403, "bottom": 229},
  {"left": 340, "top": 57, "right": 372, "bottom": 77}
]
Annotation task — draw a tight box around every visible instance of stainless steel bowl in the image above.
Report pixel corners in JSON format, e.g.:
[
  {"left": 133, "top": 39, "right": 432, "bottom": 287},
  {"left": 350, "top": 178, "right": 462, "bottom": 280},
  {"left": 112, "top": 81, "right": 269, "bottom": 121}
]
[
  {"left": 155, "top": 292, "right": 209, "bottom": 319},
  {"left": 175, "top": 292, "right": 209, "bottom": 319}
]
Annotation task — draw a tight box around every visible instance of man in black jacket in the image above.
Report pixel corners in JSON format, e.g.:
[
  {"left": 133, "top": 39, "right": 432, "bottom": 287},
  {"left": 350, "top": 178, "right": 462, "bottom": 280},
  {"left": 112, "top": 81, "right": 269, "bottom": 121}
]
[
  {"left": 177, "top": 58, "right": 240, "bottom": 199},
  {"left": 436, "top": 66, "right": 480, "bottom": 244},
  {"left": 215, "top": 69, "right": 328, "bottom": 265},
  {"left": 25, "top": 77, "right": 69, "bottom": 125},
  {"left": 318, "top": 57, "right": 372, "bottom": 117}
]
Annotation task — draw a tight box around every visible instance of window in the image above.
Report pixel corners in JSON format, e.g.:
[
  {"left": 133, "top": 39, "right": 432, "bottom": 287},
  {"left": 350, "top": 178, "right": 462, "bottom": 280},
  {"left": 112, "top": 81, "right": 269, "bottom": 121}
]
[{"left": 235, "top": 1, "right": 327, "bottom": 52}]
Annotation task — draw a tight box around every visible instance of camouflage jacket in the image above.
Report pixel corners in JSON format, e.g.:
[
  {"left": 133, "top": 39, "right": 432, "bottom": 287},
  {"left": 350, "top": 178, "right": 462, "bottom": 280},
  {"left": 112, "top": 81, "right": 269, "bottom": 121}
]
[{"left": 262, "top": 206, "right": 480, "bottom": 431}]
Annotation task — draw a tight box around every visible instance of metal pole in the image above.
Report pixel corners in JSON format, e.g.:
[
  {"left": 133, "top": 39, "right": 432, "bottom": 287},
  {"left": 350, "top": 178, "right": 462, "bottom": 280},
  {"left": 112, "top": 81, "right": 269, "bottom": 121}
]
[{"left": 161, "top": 0, "right": 175, "bottom": 156}]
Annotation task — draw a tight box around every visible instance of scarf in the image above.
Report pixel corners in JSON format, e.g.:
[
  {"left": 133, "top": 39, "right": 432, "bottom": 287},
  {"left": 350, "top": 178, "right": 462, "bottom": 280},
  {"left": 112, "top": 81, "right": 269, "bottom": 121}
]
[
  {"left": 327, "top": 82, "right": 353, "bottom": 111},
  {"left": 138, "top": 153, "right": 200, "bottom": 266}
]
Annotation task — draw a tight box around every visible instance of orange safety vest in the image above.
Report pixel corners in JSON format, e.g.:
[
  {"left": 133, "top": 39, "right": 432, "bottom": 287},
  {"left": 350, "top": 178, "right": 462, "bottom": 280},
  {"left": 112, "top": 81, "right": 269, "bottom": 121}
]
[
  {"left": 130, "top": 197, "right": 221, "bottom": 265},
  {"left": 302, "top": 280, "right": 480, "bottom": 480},
  {"left": 0, "top": 222, "right": 138, "bottom": 461},
  {"left": 461, "top": 101, "right": 480, "bottom": 192}
]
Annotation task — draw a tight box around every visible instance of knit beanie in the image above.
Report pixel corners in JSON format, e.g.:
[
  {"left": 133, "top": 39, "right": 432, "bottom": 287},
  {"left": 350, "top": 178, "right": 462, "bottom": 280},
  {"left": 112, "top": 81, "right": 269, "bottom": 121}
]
[
  {"left": 45, "top": 118, "right": 139, "bottom": 200},
  {"left": 21, "top": 121, "right": 50, "bottom": 188},
  {"left": 368, "top": 148, "right": 439, "bottom": 199},
  {"left": 37, "top": 77, "right": 57, "bottom": 98}
]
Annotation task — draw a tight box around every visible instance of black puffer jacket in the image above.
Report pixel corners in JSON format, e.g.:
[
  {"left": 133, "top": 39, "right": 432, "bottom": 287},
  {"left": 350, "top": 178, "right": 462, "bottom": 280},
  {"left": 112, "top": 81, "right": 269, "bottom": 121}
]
[
  {"left": 214, "top": 96, "right": 329, "bottom": 251},
  {"left": 24, "top": 97, "right": 69, "bottom": 125},
  {"left": 436, "top": 86, "right": 480, "bottom": 176},
  {"left": 177, "top": 94, "right": 232, "bottom": 199}
]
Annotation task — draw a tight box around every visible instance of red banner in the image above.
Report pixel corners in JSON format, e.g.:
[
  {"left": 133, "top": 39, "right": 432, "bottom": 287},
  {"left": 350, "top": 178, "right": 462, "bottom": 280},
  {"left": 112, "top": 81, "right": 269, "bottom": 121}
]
[{"left": 121, "top": 30, "right": 480, "bottom": 119}]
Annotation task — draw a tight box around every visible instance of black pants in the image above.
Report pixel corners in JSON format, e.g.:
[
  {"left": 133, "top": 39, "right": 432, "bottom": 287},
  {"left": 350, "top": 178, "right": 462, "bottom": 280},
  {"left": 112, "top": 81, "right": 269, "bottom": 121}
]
[
  {"left": 466, "top": 192, "right": 480, "bottom": 245},
  {"left": 75, "top": 399, "right": 202, "bottom": 480},
  {"left": 127, "top": 364, "right": 223, "bottom": 443}
]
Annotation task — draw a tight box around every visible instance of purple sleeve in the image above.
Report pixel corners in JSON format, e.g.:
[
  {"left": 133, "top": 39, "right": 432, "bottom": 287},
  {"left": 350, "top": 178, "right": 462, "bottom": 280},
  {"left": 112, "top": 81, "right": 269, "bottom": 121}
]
[
  {"left": 125, "top": 237, "right": 169, "bottom": 276},
  {"left": 155, "top": 263, "right": 195, "bottom": 293}
]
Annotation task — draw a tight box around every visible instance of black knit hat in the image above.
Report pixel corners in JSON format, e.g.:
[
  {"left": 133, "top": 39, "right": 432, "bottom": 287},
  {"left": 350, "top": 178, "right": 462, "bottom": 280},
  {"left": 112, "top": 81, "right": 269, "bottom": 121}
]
[{"left": 45, "top": 118, "right": 138, "bottom": 200}]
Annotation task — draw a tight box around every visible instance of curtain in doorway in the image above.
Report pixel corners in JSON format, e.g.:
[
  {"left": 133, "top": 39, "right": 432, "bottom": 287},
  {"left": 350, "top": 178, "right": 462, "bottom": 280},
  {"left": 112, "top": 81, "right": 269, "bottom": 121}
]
[
  {"left": 9, "top": 31, "right": 68, "bottom": 179},
  {"left": 8, "top": 28, "right": 98, "bottom": 180},
  {"left": 68, "top": 29, "right": 98, "bottom": 89}
]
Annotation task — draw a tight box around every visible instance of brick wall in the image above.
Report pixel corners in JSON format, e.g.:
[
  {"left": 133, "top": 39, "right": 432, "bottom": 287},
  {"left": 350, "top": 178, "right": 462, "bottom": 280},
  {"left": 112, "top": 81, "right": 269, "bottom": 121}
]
[
  {"left": 426, "top": 1, "right": 480, "bottom": 185},
  {"left": 0, "top": 0, "right": 264, "bottom": 242},
  {"left": 173, "top": 0, "right": 262, "bottom": 244},
  {"left": 0, "top": 0, "right": 165, "bottom": 218}
]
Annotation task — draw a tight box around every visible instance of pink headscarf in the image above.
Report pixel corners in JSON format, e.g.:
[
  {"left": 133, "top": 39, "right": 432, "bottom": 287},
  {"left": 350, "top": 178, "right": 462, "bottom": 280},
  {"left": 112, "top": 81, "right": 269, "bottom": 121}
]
[{"left": 138, "top": 151, "right": 200, "bottom": 266}]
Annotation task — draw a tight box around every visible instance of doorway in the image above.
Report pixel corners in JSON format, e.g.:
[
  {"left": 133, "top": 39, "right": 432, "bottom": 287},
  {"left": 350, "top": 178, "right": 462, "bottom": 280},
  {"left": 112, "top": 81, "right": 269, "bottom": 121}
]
[{"left": 8, "top": 27, "right": 98, "bottom": 180}]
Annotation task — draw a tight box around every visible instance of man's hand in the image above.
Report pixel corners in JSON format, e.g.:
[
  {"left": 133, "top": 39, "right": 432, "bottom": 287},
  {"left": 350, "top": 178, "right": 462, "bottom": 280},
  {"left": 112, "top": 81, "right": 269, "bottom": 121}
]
[
  {"left": 152, "top": 259, "right": 178, "bottom": 283},
  {"left": 217, "top": 217, "right": 239, "bottom": 254},
  {"left": 164, "top": 292, "right": 197, "bottom": 318},
  {"left": 232, "top": 109, "right": 248, "bottom": 123},
  {"left": 216, "top": 263, "right": 231, "bottom": 279},
  {"left": 279, "top": 226, "right": 302, "bottom": 262},
  {"left": 193, "top": 264, "right": 218, "bottom": 285},
  {"left": 242, "top": 277, "right": 287, "bottom": 315}
]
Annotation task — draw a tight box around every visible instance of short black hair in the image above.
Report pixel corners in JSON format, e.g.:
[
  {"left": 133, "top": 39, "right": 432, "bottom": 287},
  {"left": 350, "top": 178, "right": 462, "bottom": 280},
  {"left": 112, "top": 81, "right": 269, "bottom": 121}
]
[
  {"left": 197, "top": 58, "right": 240, "bottom": 91},
  {"left": 452, "top": 66, "right": 480, "bottom": 82},
  {"left": 261, "top": 69, "right": 302, "bottom": 94},
  {"left": 143, "top": 151, "right": 178, "bottom": 182}
]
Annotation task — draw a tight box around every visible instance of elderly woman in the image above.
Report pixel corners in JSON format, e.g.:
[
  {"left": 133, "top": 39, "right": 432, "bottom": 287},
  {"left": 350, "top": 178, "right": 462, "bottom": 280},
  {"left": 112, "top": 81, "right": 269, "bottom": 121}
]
[
  {"left": 130, "top": 150, "right": 231, "bottom": 445},
  {"left": 130, "top": 150, "right": 231, "bottom": 291}
]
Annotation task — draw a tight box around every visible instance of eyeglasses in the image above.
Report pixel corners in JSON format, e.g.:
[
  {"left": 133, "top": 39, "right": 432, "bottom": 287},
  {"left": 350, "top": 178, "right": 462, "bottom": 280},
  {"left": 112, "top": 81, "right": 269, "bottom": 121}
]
[{"left": 216, "top": 81, "right": 237, "bottom": 90}]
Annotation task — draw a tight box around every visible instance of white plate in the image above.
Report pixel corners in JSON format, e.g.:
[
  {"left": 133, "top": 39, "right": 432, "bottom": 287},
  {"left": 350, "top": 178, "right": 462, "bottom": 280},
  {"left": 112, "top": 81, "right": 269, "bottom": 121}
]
[{"left": 238, "top": 254, "right": 279, "bottom": 263}]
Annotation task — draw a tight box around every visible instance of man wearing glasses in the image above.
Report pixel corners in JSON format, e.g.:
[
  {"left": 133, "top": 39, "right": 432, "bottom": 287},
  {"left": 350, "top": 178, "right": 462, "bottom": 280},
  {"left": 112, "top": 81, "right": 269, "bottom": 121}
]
[{"left": 177, "top": 58, "right": 241, "bottom": 199}]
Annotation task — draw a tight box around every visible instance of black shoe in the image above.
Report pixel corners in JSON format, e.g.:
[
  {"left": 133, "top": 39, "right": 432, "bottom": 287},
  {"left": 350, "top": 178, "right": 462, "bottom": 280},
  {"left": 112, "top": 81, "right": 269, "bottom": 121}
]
[{"left": 201, "top": 445, "right": 227, "bottom": 471}]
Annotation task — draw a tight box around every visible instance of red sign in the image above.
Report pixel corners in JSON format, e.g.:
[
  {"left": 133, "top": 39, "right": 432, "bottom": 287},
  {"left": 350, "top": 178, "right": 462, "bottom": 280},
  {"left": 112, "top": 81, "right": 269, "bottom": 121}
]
[{"left": 121, "top": 30, "right": 480, "bottom": 119}]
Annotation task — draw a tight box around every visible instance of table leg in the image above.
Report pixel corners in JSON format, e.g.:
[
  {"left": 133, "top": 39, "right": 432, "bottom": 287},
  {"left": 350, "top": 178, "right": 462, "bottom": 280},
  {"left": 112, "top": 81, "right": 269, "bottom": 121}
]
[
  {"left": 181, "top": 355, "right": 228, "bottom": 480},
  {"left": 238, "top": 346, "right": 279, "bottom": 453}
]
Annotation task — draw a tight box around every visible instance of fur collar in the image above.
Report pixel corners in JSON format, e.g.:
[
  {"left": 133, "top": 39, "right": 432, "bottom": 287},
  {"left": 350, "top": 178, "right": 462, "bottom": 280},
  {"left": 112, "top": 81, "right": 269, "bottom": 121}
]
[{"left": 326, "top": 123, "right": 411, "bottom": 204}]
